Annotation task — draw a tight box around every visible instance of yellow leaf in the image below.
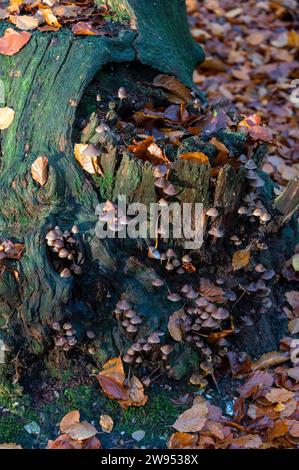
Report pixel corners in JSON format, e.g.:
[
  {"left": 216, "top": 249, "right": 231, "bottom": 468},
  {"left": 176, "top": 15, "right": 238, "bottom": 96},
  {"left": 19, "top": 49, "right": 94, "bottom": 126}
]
[
  {"left": 99, "top": 415, "right": 114, "bottom": 433},
  {"left": 232, "top": 247, "right": 251, "bottom": 271},
  {"left": 40, "top": 7, "right": 62, "bottom": 28},
  {"left": 0, "top": 107, "right": 15, "bottom": 129},
  {"left": 288, "top": 30, "right": 299, "bottom": 48}
]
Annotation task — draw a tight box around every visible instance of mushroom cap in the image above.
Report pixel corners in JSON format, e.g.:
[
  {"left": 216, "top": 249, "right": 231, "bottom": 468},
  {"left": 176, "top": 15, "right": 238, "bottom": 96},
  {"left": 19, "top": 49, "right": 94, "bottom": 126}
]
[
  {"left": 181, "top": 284, "right": 192, "bottom": 294},
  {"left": 46, "top": 229, "right": 59, "bottom": 241},
  {"left": 165, "top": 262, "right": 174, "bottom": 271},
  {"left": 60, "top": 268, "right": 72, "bottom": 278},
  {"left": 55, "top": 337, "right": 66, "bottom": 347},
  {"left": 86, "top": 330, "right": 96, "bottom": 339},
  {"left": 143, "top": 342, "right": 152, "bottom": 351},
  {"left": 255, "top": 263, "right": 266, "bottom": 273},
  {"left": 148, "top": 246, "right": 161, "bottom": 260},
  {"left": 250, "top": 177, "right": 265, "bottom": 188},
  {"left": 176, "top": 267, "right": 185, "bottom": 274},
  {"left": 96, "top": 123, "right": 110, "bottom": 133},
  {"left": 123, "top": 354, "right": 133, "bottom": 363},
  {"left": 127, "top": 347, "right": 136, "bottom": 356},
  {"left": 205, "top": 302, "right": 217, "bottom": 314},
  {"left": 52, "top": 322, "right": 61, "bottom": 331},
  {"left": 182, "top": 254, "right": 192, "bottom": 263},
  {"left": 172, "top": 260, "right": 181, "bottom": 269},
  {"left": 131, "top": 342, "right": 143, "bottom": 352},
  {"left": 244, "top": 159, "right": 257, "bottom": 170},
  {"left": 186, "top": 289, "right": 198, "bottom": 300},
  {"left": 126, "top": 324, "right": 138, "bottom": 333},
  {"left": 71, "top": 225, "right": 79, "bottom": 234},
  {"left": 135, "top": 356, "right": 143, "bottom": 364},
  {"left": 130, "top": 315, "right": 142, "bottom": 325},
  {"left": 202, "top": 317, "right": 218, "bottom": 328},
  {"left": 54, "top": 239, "right": 64, "bottom": 249},
  {"left": 58, "top": 248, "right": 69, "bottom": 258},
  {"left": 163, "top": 183, "right": 179, "bottom": 196},
  {"left": 124, "top": 309, "right": 137, "bottom": 319},
  {"left": 158, "top": 198, "right": 168, "bottom": 207},
  {"left": 167, "top": 292, "right": 181, "bottom": 302},
  {"left": 148, "top": 333, "right": 161, "bottom": 344},
  {"left": 122, "top": 319, "right": 130, "bottom": 328},
  {"left": 253, "top": 208, "right": 262, "bottom": 216},
  {"left": 153, "top": 164, "right": 168, "bottom": 178},
  {"left": 154, "top": 177, "right": 168, "bottom": 189},
  {"left": 152, "top": 278, "right": 164, "bottom": 287},
  {"left": 116, "top": 299, "right": 132, "bottom": 311},
  {"left": 208, "top": 226, "right": 224, "bottom": 238},
  {"left": 238, "top": 206, "right": 248, "bottom": 215},
  {"left": 63, "top": 322, "right": 72, "bottom": 330},
  {"left": 166, "top": 248, "right": 176, "bottom": 258},
  {"left": 261, "top": 269, "right": 275, "bottom": 280},
  {"left": 196, "top": 297, "right": 209, "bottom": 307},
  {"left": 212, "top": 307, "right": 229, "bottom": 320},
  {"left": 245, "top": 169, "right": 258, "bottom": 180},
  {"left": 160, "top": 344, "right": 173, "bottom": 355},
  {"left": 260, "top": 212, "right": 271, "bottom": 222},
  {"left": 206, "top": 207, "right": 219, "bottom": 217},
  {"left": 118, "top": 87, "right": 128, "bottom": 99}
]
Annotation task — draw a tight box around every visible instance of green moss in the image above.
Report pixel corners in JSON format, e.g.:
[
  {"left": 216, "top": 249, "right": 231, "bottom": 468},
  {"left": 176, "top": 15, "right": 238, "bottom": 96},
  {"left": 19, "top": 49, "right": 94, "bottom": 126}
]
[{"left": 93, "top": 171, "right": 114, "bottom": 200}]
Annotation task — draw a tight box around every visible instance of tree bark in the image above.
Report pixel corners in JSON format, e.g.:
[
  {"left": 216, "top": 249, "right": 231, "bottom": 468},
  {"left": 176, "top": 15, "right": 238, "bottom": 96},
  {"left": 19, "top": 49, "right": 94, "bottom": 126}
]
[{"left": 0, "top": 1, "right": 298, "bottom": 378}]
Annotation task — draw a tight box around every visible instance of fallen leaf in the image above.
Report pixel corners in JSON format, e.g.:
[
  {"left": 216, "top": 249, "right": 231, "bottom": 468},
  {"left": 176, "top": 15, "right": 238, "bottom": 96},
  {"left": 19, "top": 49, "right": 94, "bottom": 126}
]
[
  {"left": 63, "top": 422, "right": 98, "bottom": 440},
  {"left": 172, "top": 403, "right": 208, "bottom": 432},
  {"left": 72, "top": 22, "right": 100, "bottom": 36},
  {"left": 60, "top": 410, "right": 80, "bottom": 433},
  {"left": 288, "top": 318, "right": 299, "bottom": 335},
  {"left": 128, "top": 137, "right": 169, "bottom": 166},
  {"left": 97, "top": 357, "right": 129, "bottom": 401},
  {"left": 252, "top": 351, "right": 289, "bottom": 370},
  {"left": 265, "top": 388, "right": 295, "bottom": 404},
  {"left": 0, "top": 28, "right": 31, "bottom": 55},
  {"left": 74, "top": 143, "right": 102, "bottom": 175},
  {"left": 0, "top": 107, "right": 15, "bottom": 130},
  {"left": 0, "top": 443, "right": 22, "bottom": 449},
  {"left": 238, "top": 370, "right": 274, "bottom": 398},
  {"left": 200, "top": 278, "right": 226, "bottom": 303},
  {"left": 231, "top": 434, "right": 262, "bottom": 449},
  {"left": 168, "top": 309, "right": 186, "bottom": 342},
  {"left": 99, "top": 415, "right": 113, "bottom": 433},
  {"left": 179, "top": 152, "right": 209, "bottom": 164},
  {"left": 232, "top": 247, "right": 251, "bottom": 270},
  {"left": 10, "top": 15, "right": 39, "bottom": 31},
  {"left": 153, "top": 74, "right": 192, "bottom": 103},
  {"left": 268, "top": 420, "right": 289, "bottom": 441},
  {"left": 168, "top": 432, "right": 198, "bottom": 449},
  {"left": 287, "top": 367, "right": 299, "bottom": 382},
  {"left": 40, "top": 7, "right": 62, "bottom": 28},
  {"left": 31, "top": 156, "right": 49, "bottom": 187}
]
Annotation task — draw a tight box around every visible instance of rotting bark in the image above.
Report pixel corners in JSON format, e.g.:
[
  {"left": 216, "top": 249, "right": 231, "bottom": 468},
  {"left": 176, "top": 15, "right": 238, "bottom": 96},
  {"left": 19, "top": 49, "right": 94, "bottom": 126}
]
[{"left": 0, "top": 1, "right": 298, "bottom": 379}]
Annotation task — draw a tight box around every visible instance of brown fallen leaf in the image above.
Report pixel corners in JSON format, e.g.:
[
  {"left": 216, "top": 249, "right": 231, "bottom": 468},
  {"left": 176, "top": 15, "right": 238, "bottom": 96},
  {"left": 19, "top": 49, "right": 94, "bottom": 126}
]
[
  {"left": 200, "top": 278, "right": 226, "bottom": 303},
  {"left": 207, "top": 328, "right": 234, "bottom": 343},
  {"left": 10, "top": 15, "right": 39, "bottom": 31},
  {"left": 31, "top": 156, "right": 49, "bottom": 187},
  {"left": 267, "top": 420, "right": 289, "bottom": 441},
  {"left": 168, "top": 432, "right": 198, "bottom": 449},
  {"left": 72, "top": 22, "right": 101, "bottom": 36},
  {"left": 97, "top": 357, "right": 129, "bottom": 401},
  {"left": 100, "top": 414, "right": 114, "bottom": 433},
  {"left": 251, "top": 351, "right": 289, "bottom": 370},
  {"left": 172, "top": 403, "right": 208, "bottom": 433},
  {"left": 232, "top": 247, "right": 251, "bottom": 271},
  {"left": 39, "top": 7, "right": 62, "bottom": 28},
  {"left": 231, "top": 434, "right": 262, "bottom": 449},
  {"left": 288, "top": 318, "right": 299, "bottom": 335},
  {"left": 74, "top": 143, "right": 102, "bottom": 175},
  {"left": 238, "top": 370, "right": 274, "bottom": 398},
  {"left": 0, "top": 107, "right": 15, "bottom": 130},
  {"left": 153, "top": 74, "right": 192, "bottom": 103},
  {"left": 63, "top": 422, "right": 98, "bottom": 441},
  {"left": 0, "top": 443, "right": 22, "bottom": 449},
  {"left": 0, "top": 28, "right": 31, "bottom": 55},
  {"left": 128, "top": 136, "right": 169, "bottom": 166},
  {"left": 168, "top": 309, "right": 186, "bottom": 342},
  {"left": 120, "top": 375, "right": 148, "bottom": 409},
  {"left": 265, "top": 388, "right": 295, "bottom": 404},
  {"left": 60, "top": 410, "right": 80, "bottom": 433}
]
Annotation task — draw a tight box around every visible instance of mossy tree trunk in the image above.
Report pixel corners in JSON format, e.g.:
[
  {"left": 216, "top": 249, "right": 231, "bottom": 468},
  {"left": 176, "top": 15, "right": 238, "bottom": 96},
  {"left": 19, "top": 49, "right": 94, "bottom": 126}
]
[{"left": 0, "top": 0, "right": 298, "bottom": 377}]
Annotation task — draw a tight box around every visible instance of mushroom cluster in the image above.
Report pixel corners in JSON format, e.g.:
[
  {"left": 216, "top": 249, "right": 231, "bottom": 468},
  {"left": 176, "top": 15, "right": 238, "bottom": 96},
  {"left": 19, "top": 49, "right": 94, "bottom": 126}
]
[
  {"left": 97, "top": 200, "right": 132, "bottom": 233},
  {"left": 114, "top": 298, "right": 143, "bottom": 335},
  {"left": 45, "top": 225, "right": 84, "bottom": 278},
  {"left": 153, "top": 164, "right": 179, "bottom": 197},
  {"left": 148, "top": 246, "right": 194, "bottom": 276},
  {"left": 123, "top": 331, "right": 173, "bottom": 369},
  {"left": 52, "top": 321, "right": 77, "bottom": 351}
]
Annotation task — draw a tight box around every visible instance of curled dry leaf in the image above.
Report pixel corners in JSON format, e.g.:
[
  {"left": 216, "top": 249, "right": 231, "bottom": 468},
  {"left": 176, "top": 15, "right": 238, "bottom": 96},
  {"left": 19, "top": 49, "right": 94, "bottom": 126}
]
[
  {"left": 0, "top": 28, "right": 31, "bottom": 56},
  {"left": 97, "top": 357, "right": 129, "bottom": 401},
  {"left": 63, "top": 421, "right": 98, "bottom": 441},
  {"left": 251, "top": 351, "right": 289, "bottom": 371},
  {"left": 153, "top": 74, "right": 192, "bottom": 103},
  {"left": 60, "top": 410, "right": 80, "bottom": 433},
  {"left": 100, "top": 414, "right": 114, "bottom": 433},
  {"left": 172, "top": 403, "right": 208, "bottom": 433},
  {"left": 168, "top": 309, "right": 186, "bottom": 342},
  {"left": 179, "top": 152, "right": 209, "bottom": 164},
  {"left": 74, "top": 143, "right": 102, "bottom": 175},
  {"left": 232, "top": 247, "right": 251, "bottom": 271},
  {"left": 168, "top": 432, "right": 198, "bottom": 449},
  {"left": 10, "top": 15, "right": 39, "bottom": 31},
  {"left": 231, "top": 434, "right": 262, "bottom": 449},
  {"left": 47, "top": 434, "right": 101, "bottom": 449},
  {"left": 72, "top": 22, "right": 100, "bottom": 36},
  {"left": 128, "top": 136, "right": 169, "bottom": 166},
  {"left": 265, "top": 388, "right": 295, "bottom": 404},
  {"left": 39, "top": 7, "right": 62, "bottom": 28},
  {"left": 31, "top": 156, "right": 49, "bottom": 187},
  {"left": 200, "top": 278, "right": 226, "bottom": 303},
  {"left": 0, "top": 107, "right": 15, "bottom": 130}
]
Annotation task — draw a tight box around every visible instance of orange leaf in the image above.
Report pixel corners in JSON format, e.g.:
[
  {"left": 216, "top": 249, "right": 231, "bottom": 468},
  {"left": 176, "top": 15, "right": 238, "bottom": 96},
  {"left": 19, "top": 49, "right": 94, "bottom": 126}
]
[
  {"left": 168, "top": 432, "right": 198, "bottom": 449},
  {"left": 10, "top": 15, "right": 39, "bottom": 31},
  {"left": 179, "top": 152, "right": 209, "bottom": 164},
  {"left": 251, "top": 351, "right": 289, "bottom": 370},
  {"left": 207, "top": 329, "right": 234, "bottom": 343},
  {"left": 0, "top": 28, "right": 31, "bottom": 56},
  {"left": 128, "top": 137, "right": 169, "bottom": 166},
  {"left": 231, "top": 434, "right": 262, "bottom": 449},
  {"left": 172, "top": 403, "right": 208, "bottom": 432},
  {"left": 72, "top": 22, "right": 100, "bottom": 36},
  {"left": 60, "top": 410, "right": 80, "bottom": 433},
  {"left": 40, "top": 7, "right": 62, "bottom": 28}
]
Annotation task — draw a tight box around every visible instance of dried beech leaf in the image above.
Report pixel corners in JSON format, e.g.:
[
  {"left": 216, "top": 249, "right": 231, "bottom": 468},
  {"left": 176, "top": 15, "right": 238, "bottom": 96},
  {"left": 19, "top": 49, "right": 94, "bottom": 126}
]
[
  {"left": 100, "top": 415, "right": 114, "bottom": 433},
  {"left": 40, "top": 7, "right": 62, "bottom": 28},
  {"left": 10, "top": 15, "right": 39, "bottom": 31},
  {"left": 265, "top": 388, "right": 295, "bottom": 404},
  {"left": 97, "top": 357, "right": 129, "bottom": 401},
  {"left": 251, "top": 351, "right": 289, "bottom": 370},
  {"left": 153, "top": 74, "right": 192, "bottom": 103},
  {"left": 168, "top": 309, "right": 186, "bottom": 342},
  {"left": 231, "top": 434, "right": 262, "bottom": 449},
  {"left": 232, "top": 247, "right": 251, "bottom": 271},
  {"left": 0, "top": 107, "right": 15, "bottom": 129},
  {"left": 63, "top": 421, "right": 98, "bottom": 440},
  {"left": 60, "top": 410, "right": 80, "bottom": 433},
  {"left": 72, "top": 22, "right": 100, "bottom": 36},
  {"left": 128, "top": 137, "right": 169, "bottom": 166},
  {"left": 31, "top": 156, "right": 49, "bottom": 187},
  {"left": 172, "top": 403, "right": 208, "bottom": 432},
  {"left": 168, "top": 432, "right": 198, "bottom": 449},
  {"left": 0, "top": 28, "right": 31, "bottom": 55},
  {"left": 74, "top": 143, "right": 102, "bottom": 175}
]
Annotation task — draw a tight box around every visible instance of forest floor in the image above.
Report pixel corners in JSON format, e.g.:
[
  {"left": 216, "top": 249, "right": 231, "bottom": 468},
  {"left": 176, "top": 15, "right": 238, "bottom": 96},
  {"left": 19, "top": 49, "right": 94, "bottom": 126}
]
[{"left": 0, "top": 0, "right": 299, "bottom": 450}]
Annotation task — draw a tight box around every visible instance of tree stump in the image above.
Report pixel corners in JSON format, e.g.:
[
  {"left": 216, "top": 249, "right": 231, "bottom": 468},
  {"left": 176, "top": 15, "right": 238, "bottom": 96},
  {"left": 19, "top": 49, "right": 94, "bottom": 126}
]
[{"left": 0, "top": 0, "right": 298, "bottom": 381}]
